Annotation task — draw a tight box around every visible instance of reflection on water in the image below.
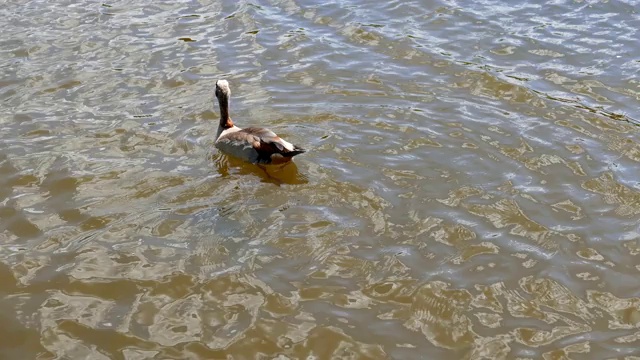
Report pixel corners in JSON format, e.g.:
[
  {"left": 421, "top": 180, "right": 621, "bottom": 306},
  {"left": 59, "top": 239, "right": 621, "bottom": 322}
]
[
  {"left": 1, "top": 0, "right": 640, "bottom": 358},
  {"left": 213, "top": 153, "right": 309, "bottom": 185}
]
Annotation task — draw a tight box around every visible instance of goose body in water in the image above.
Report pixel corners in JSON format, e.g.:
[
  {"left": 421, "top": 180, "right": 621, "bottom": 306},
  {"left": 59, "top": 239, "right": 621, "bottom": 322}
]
[{"left": 214, "top": 80, "right": 306, "bottom": 165}]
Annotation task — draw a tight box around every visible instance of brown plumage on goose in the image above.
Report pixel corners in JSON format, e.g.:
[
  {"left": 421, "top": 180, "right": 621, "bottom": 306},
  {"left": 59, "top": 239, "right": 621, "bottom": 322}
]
[{"left": 213, "top": 80, "right": 306, "bottom": 165}]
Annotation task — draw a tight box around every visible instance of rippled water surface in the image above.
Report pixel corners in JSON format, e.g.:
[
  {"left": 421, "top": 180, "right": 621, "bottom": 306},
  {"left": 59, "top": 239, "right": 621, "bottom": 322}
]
[{"left": 2, "top": 0, "right": 640, "bottom": 358}]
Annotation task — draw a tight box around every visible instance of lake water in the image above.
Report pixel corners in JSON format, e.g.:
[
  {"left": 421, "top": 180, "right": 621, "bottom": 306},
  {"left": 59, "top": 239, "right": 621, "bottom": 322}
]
[{"left": 2, "top": 0, "right": 640, "bottom": 359}]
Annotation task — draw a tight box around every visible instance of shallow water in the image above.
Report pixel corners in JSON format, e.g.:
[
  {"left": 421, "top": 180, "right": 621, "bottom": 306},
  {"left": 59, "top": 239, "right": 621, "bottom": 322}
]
[{"left": 1, "top": 0, "right": 640, "bottom": 358}]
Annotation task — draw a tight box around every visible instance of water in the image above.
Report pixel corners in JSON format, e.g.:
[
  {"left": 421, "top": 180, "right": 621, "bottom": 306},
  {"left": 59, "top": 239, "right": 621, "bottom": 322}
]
[{"left": 1, "top": 0, "right": 640, "bottom": 358}]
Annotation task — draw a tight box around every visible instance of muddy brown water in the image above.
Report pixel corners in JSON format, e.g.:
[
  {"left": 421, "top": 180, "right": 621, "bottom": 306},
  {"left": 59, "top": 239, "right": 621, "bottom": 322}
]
[{"left": 1, "top": 0, "right": 640, "bottom": 359}]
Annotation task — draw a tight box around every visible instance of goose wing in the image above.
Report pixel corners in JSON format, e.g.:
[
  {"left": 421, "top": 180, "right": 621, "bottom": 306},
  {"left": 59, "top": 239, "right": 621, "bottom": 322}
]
[{"left": 219, "top": 127, "right": 306, "bottom": 164}]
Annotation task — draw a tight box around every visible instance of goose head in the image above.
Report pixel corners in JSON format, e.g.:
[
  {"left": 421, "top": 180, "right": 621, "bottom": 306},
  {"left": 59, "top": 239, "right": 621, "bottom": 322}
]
[{"left": 215, "top": 79, "right": 231, "bottom": 99}]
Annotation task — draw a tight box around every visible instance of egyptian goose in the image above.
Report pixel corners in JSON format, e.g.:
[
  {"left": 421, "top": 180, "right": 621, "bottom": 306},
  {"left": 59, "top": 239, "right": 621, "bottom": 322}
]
[{"left": 213, "top": 80, "right": 306, "bottom": 165}]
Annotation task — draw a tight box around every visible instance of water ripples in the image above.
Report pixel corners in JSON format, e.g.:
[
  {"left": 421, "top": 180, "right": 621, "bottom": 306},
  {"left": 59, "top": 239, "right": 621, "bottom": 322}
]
[{"left": 1, "top": 0, "right": 640, "bottom": 358}]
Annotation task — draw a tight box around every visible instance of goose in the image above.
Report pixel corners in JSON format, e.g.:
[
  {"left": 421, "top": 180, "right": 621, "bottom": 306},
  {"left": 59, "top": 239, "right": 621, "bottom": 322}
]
[{"left": 213, "top": 80, "right": 306, "bottom": 165}]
